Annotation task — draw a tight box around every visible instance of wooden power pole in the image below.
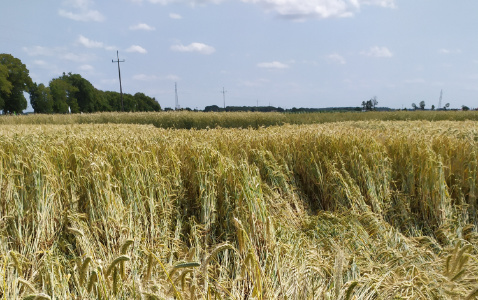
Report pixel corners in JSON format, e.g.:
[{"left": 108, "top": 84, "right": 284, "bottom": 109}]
[{"left": 112, "top": 51, "right": 125, "bottom": 111}]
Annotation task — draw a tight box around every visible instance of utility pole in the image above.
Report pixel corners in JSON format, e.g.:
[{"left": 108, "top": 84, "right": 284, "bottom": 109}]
[
  {"left": 175, "top": 82, "right": 179, "bottom": 110},
  {"left": 112, "top": 51, "right": 125, "bottom": 111},
  {"left": 438, "top": 89, "right": 443, "bottom": 109},
  {"left": 221, "top": 87, "right": 227, "bottom": 110}
]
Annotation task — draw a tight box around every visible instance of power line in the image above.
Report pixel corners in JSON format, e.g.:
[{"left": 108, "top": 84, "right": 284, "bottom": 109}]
[{"left": 112, "top": 51, "right": 125, "bottom": 111}]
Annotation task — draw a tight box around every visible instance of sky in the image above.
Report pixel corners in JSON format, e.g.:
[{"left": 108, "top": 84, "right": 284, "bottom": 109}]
[{"left": 1, "top": 0, "right": 477, "bottom": 111}]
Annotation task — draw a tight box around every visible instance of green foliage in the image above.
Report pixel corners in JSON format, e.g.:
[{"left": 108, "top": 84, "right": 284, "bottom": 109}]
[
  {"left": 0, "top": 53, "right": 33, "bottom": 113},
  {"left": 134, "top": 92, "right": 161, "bottom": 112},
  {"left": 0, "top": 63, "right": 13, "bottom": 108},
  {"left": 419, "top": 100, "right": 426, "bottom": 110},
  {"left": 29, "top": 83, "right": 53, "bottom": 113},
  {"left": 49, "top": 77, "right": 79, "bottom": 113},
  {"left": 361, "top": 96, "right": 378, "bottom": 111}
]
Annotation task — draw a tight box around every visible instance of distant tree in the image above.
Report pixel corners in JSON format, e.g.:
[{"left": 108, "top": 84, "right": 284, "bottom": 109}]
[
  {"left": 419, "top": 101, "right": 425, "bottom": 110},
  {"left": 431, "top": 105, "right": 435, "bottom": 110},
  {"left": 0, "top": 64, "right": 13, "bottom": 109},
  {"left": 30, "top": 83, "right": 53, "bottom": 113},
  {"left": 371, "top": 96, "right": 378, "bottom": 110},
  {"left": 362, "top": 97, "right": 378, "bottom": 111},
  {"left": 102, "top": 91, "right": 120, "bottom": 111},
  {"left": 134, "top": 92, "right": 161, "bottom": 112},
  {"left": 444, "top": 103, "right": 450, "bottom": 110},
  {"left": 123, "top": 93, "right": 136, "bottom": 111},
  {"left": 411, "top": 103, "right": 417, "bottom": 110},
  {"left": 49, "top": 78, "right": 79, "bottom": 113},
  {"left": 462, "top": 105, "right": 470, "bottom": 111},
  {"left": 60, "top": 73, "right": 109, "bottom": 112},
  {"left": 0, "top": 54, "right": 33, "bottom": 113},
  {"left": 204, "top": 105, "right": 222, "bottom": 112}
]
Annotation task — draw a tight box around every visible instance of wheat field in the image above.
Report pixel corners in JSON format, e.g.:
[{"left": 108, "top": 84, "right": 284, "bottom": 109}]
[{"left": 1, "top": 117, "right": 478, "bottom": 299}]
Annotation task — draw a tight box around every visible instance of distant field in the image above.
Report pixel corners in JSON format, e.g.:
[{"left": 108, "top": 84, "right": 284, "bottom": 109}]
[
  {"left": 1, "top": 119, "right": 478, "bottom": 299},
  {"left": 2, "top": 110, "right": 478, "bottom": 128}
]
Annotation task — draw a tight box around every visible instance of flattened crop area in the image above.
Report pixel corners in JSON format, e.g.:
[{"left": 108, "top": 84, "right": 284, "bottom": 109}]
[{"left": 1, "top": 121, "right": 478, "bottom": 299}]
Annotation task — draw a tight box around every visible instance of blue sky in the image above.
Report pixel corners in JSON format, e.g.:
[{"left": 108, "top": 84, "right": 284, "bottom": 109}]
[{"left": 1, "top": 0, "right": 477, "bottom": 110}]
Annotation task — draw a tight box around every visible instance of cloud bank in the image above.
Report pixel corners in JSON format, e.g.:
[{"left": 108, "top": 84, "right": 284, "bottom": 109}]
[
  {"left": 128, "top": 0, "right": 395, "bottom": 20},
  {"left": 361, "top": 46, "right": 393, "bottom": 58},
  {"left": 77, "top": 35, "right": 115, "bottom": 50},
  {"left": 241, "top": 0, "right": 396, "bottom": 20},
  {"left": 257, "top": 61, "right": 289, "bottom": 69},
  {"left": 171, "top": 43, "right": 216, "bottom": 55},
  {"left": 129, "top": 23, "right": 156, "bottom": 31},
  {"left": 126, "top": 45, "right": 148, "bottom": 53},
  {"left": 59, "top": 0, "right": 105, "bottom": 22}
]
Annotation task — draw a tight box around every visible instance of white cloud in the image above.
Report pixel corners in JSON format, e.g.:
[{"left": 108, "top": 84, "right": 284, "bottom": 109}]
[
  {"left": 327, "top": 53, "right": 346, "bottom": 64},
  {"left": 58, "top": 9, "right": 105, "bottom": 22},
  {"left": 100, "top": 78, "right": 118, "bottom": 85},
  {"left": 126, "top": 45, "right": 148, "bottom": 54},
  {"left": 33, "top": 60, "right": 48, "bottom": 66},
  {"left": 129, "top": 23, "right": 156, "bottom": 31},
  {"left": 361, "top": 46, "right": 393, "bottom": 58},
  {"left": 78, "top": 35, "right": 103, "bottom": 48},
  {"left": 239, "top": 78, "right": 270, "bottom": 87},
  {"left": 147, "top": 0, "right": 223, "bottom": 4},
  {"left": 241, "top": 0, "right": 396, "bottom": 20},
  {"left": 439, "top": 48, "right": 462, "bottom": 54},
  {"left": 77, "top": 35, "right": 115, "bottom": 50},
  {"left": 171, "top": 43, "right": 216, "bottom": 55},
  {"left": 169, "top": 13, "right": 182, "bottom": 19},
  {"left": 361, "top": 0, "right": 395, "bottom": 8},
  {"left": 133, "top": 74, "right": 155, "bottom": 81},
  {"left": 166, "top": 74, "right": 180, "bottom": 81},
  {"left": 79, "top": 64, "right": 94, "bottom": 71},
  {"left": 59, "top": 0, "right": 105, "bottom": 22},
  {"left": 23, "top": 46, "right": 63, "bottom": 56},
  {"left": 133, "top": 74, "right": 180, "bottom": 81},
  {"left": 257, "top": 61, "right": 289, "bottom": 69},
  {"left": 61, "top": 52, "right": 96, "bottom": 62},
  {"left": 24, "top": 45, "right": 94, "bottom": 62}
]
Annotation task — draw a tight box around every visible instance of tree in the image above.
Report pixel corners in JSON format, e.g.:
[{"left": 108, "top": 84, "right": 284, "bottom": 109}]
[
  {"left": 49, "top": 77, "right": 79, "bottom": 113},
  {"left": 60, "top": 73, "right": 107, "bottom": 112},
  {"left": 444, "top": 103, "right": 450, "bottom": 110},
  {"left": 0, "top": 64, "right": 13, "bottom": 109},
  {"left": 362, "top": 97, "right": 378, "bottom": 111},
  {"left": 419, "top": 101, "right": 425, "bottom": 110},
  {"left": 134, "top": 92, "right": 161, "bottom": 112},
  {"left": 462, "top": 105, "right": 470, "bottom": 111},
  {"left": 30, "top": 83, "right": 53, "bottom": 113},
  {"left": 0, "top": 54, "right": 33, "bottom": 113},
  {"left": 431, "top": 105, "right": 435, "bottom": 110},
  {"left": 371, "top": 96, "right": 378, "bottom": 110},
  {"left": 411, "top": 103, "right": 417, "bottom": 110}
]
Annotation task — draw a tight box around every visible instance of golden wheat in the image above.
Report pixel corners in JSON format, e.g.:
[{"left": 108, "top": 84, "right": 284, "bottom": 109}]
[{"left": 0, "top": 118, "right": 477, "bottom": 298}]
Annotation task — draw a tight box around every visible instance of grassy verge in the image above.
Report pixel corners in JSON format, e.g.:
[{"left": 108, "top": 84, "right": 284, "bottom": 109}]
[{"left": 2, "top": 110, "right": 478, "bottom": 128}]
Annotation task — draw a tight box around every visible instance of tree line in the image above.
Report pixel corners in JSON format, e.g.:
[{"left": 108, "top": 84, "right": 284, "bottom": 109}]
[{"left": 0, "top": 54, "right": 161, "bottom": 114}]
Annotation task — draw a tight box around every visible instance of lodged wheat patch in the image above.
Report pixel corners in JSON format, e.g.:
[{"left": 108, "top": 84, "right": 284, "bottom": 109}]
[{"left": 0, "top": 120, "right": 478, "bottom": 299}]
